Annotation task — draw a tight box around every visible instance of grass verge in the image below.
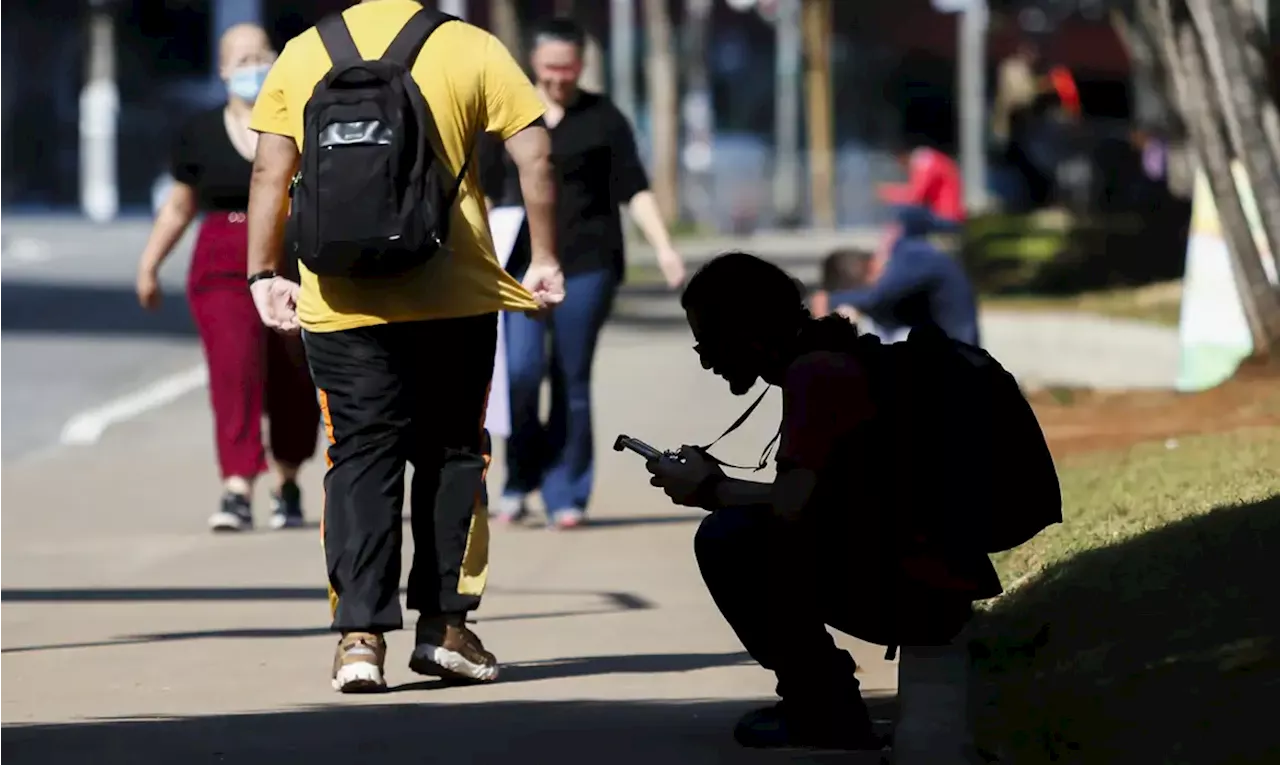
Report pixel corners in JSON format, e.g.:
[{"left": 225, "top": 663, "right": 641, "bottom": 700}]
[{"left": 971, "top": 426, "right": 1280, "bottom": 764}]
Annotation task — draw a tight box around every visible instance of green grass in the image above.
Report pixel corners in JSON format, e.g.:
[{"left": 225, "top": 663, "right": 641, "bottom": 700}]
[{"left": 971, "top": 427, "right": 1280, "bottom": 764}]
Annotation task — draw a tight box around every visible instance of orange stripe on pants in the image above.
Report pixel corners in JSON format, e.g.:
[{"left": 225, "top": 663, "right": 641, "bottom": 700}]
[
  {"left": 317, "top": 389, "right": 338, "bottom": 619},
  {"left": 457, "top": 379, "right": 494, "bottom": 597}
]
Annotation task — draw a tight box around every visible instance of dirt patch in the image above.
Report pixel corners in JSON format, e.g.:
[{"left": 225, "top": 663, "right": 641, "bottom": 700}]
[{"left": 1029, "top": 359, "right": 1280, "bottom": 457}]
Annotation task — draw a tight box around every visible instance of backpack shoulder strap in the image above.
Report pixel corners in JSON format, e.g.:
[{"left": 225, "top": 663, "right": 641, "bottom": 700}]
[
  {"left": 382, "top": 8, "right": 456, "bottom": 68},
  {"left": 445, "top": 141, "right": 477, "bottom": 203},
  {"left": 317, "top": 13, "right": 362, "bottom": 66}
]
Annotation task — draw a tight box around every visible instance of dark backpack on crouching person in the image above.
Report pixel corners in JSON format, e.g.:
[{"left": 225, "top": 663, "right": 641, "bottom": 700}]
[
  {"left": 861, "top": 323, "right": 1063, "bottom": 557},
  {"left": 699, "top": 318, "right": 1063, "bottom": 562},
  {"left": 286, "top": 8, "right": 471, "bottom": 279}
]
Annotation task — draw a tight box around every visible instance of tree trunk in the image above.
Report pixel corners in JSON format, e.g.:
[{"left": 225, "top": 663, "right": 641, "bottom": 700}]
[
  {"left": 1111, "top": 8, "right": 1175, "bottom": 133},
  {"left": 1187, "top": 3, "right": 1280, "bottom": 249},
  {"left": 801, "top": 0, "right": 836, "bottom": 228},
  {"left": 643, "top": 0, "right": 680, "bottom": 222},
  {"left": 489, "top": 0, "right": 522, "bottom": 63},
  {"left": 1113, "top": 5, "right": 1197, "bottom": 198},
  {"left": 1174, "top": 15, "right": 1280, "bottom": 354},
  {"left": 1229, "top": 0, "right": 1280, "bottom": 167}
]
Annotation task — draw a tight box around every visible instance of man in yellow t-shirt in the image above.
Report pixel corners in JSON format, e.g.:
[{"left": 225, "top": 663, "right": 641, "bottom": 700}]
[{"left": 243, "top": 0, "right": 564, "bottom": 694}]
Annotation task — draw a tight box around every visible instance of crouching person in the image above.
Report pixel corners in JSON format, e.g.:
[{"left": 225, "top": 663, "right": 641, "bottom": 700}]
[{"left": 646, "top": 252, "right": 1059, "bottom": 751}]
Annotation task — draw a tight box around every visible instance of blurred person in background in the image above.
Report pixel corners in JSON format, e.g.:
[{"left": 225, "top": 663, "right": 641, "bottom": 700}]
[
  {"left": 992, "top": 38, "right": 1058, "bottom": 210},
  {"left": 877, "top": 138, "right": 965, "bottom": 227},
  {"left": 135, "top": 23, "right": 320, "bottom": 533},
  {"left": 818, "top": 206, "right": 980, "bottom": 347},
  {"left": 490, "top": 17, "right": 687, "bottom": 530},
  {"left": 870, "top": 136, "right": 964, "bottom": 267}
]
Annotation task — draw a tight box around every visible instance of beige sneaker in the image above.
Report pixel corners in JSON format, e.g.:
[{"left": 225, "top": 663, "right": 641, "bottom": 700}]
[
  {"left": 331, "top": 632, "right": 387, "bottom": 693},
  {"left": 408, "top": 615, "right": 499, "bottom": 683}
]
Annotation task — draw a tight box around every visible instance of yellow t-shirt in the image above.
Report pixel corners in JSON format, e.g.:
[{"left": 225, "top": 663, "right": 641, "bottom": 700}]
[{"left": 249, "top": 0, "right": 544, "bottom": 333}]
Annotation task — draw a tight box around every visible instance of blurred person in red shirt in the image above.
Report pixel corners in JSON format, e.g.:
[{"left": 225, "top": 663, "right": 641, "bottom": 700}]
[
  {"left": 878, "top": 141, "right": 965, "bottom": 224},
  {"left": 872, "top": 138, "right": 965, "bottom": 261}
]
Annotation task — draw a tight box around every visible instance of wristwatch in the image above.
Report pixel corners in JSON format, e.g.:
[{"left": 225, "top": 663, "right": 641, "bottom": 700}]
[{"left": 247, "top": 269, "right": 277, "bottom": 287}]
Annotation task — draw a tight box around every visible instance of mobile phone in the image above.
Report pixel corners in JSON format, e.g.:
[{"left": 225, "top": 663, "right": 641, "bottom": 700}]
[{"left": 613, "top": 434, "right": 666, "bottom": 462}]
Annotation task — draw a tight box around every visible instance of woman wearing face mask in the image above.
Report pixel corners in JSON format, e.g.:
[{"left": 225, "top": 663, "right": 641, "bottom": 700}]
[{"left": 135, "top": 23, "right": 320, "bottom": 533}]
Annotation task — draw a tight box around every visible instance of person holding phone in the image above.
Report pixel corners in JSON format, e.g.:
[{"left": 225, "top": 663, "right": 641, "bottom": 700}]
[{"left": 644, "top": 252, "right": 1003, "bottom": 751}]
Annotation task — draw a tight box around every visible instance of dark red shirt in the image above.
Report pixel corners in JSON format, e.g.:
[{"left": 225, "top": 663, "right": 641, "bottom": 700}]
[
  {"left": 777, "top": 350, "right": 876, "bottom": 474},
  {"left": 775, "top": 348, "right": 1002, "bottom": 599}
]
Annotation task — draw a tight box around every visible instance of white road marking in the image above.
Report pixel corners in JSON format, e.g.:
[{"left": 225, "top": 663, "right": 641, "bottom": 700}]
[
  {"left": 59, "top": 363, "right": 209, "bottom": 446},
  {"left": 2, "top": 238, "right": 54, "bottom": 263}
]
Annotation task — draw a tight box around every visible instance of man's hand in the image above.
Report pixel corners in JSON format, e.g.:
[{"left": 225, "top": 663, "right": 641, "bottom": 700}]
[
  {"left": 646, "top": 446, "right": 723, "bottom": 508},
  {"left": 655, "top": 245, "right": 686, "bottom": 290},
  {"left": 250, "top": 276, "right": 301, "bottom": 333},
  {"left": 522, "top": 260, "right": 566, "bottom": 314}
]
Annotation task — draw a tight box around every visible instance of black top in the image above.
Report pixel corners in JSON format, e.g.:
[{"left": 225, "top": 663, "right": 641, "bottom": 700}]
[
  {"left": 171, "top": 106, "right": 253, "bottom": 212},
  {"left": 480, "top": 91, "right": 650, "bottom": 277}
]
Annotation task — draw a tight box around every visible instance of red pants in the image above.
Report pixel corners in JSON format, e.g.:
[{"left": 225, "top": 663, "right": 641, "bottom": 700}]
[{"left": 187, "top": 212, "right": 320, "bottom": 479}]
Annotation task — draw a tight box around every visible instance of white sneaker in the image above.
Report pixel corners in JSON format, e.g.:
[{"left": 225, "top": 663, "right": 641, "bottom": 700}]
[
  {"left": 550, "top": 507, "right": 586, "bottom": 530},
  {"left": 493, "top": 494, "right": 527, "bottom": 524},
  {"left": 331, "top": 632, "right": 387, "bottom": 693},
  {"left": 208, "top": 492, "right": 253, "bottom": 532}
]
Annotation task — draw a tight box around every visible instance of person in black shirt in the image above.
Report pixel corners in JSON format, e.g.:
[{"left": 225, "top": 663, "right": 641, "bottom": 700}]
[
  {"left": 484, "top": 17, "right": 687, "bottom": 529},
  {"left": 135, "top": 24, "right": 320, "bottom": 533}
]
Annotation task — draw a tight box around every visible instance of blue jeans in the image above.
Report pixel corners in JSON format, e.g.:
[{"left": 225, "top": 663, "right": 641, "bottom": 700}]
[{"left": 503, "top": 267, "right": 618, "bottom": 514}]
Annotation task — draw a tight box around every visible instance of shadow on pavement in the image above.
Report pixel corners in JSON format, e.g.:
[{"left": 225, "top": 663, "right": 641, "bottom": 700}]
[
  {"left": 1, "top": 586, "right": 653, "bottom": 608},
  {"left": 2, "top": 697, "right": 895, "bottom": 765},
  {"left": 972, "top": 493, "right": 1280, "bottom": 764},
  {"left": 3, "top": 600, "right": 661, "bottom": 656},
  {"left": 0, "top": 281, "right": 197, "bottom": 339},
  {"left": 607, "top": 312, "right": 690, "bottom": 331},
  {"left": 584, "top": 513, "right": 703, "bottom": 528},
  {"left": 496, "top": 513, "right": 703, "bottom": 530},
  {"left": 395, "top": 651, "right": 754, "bottom": 690}
]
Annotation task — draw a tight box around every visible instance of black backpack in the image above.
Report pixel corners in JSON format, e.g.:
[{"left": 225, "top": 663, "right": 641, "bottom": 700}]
[
  {"left": 867, "top": 325, "right": 1063, "bottom": 555},
  {"left": 697, "top": 320, "right": 1061, "bottom": 557},
  {"left": 286, "top": 8, "right": 469, "bottom": 279}
]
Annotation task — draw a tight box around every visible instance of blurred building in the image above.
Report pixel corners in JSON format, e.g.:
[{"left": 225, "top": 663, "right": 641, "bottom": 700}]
[{"left": 0, "top": 0, "right": 1211, "bottom": 227}]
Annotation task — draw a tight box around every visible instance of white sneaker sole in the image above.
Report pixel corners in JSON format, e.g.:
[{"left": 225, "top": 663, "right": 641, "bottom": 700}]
[
  {"left": 332, "top": 661, "right": 386, "bottom": 693},
  {"left": 408, "top": 644, "right": 499, "bottom": 683},
  {"left": 208, "top": 511, "right": 251, "bottom": 532},
  {"left": 267, "top": 512, "right": 304, "bottom": 530}
]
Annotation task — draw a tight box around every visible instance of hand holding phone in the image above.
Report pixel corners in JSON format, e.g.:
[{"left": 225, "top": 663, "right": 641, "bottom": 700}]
[{"left": 613, "top": 434, "right": 668, "bottom": 462}]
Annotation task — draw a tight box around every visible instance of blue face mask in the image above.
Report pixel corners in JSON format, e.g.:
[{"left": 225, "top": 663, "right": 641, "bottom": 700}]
[{"left": 227, "top": 64, "right": 270, "bottom": 103}]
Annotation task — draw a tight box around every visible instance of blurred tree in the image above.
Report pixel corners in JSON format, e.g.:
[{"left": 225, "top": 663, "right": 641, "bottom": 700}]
[
  {"left": 1150, "top": 0, "right": 1280, "bottom": 355},
  {"left": 802, "top": 0, "right": 835, "bottom": 228},
  {"left": 489, "top": 0, "right": 522, "bottom": 63},
  {"left": 643, "top": 0, "right": 680, "bottom": 222},
  {"left": 1000, "top": 0, "right": 1280, "bottom": 356}
]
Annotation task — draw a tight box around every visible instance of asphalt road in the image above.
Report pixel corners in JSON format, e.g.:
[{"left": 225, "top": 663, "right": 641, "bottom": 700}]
[{"left": 1, "top": 218, "right": 205, "bottom": 461}]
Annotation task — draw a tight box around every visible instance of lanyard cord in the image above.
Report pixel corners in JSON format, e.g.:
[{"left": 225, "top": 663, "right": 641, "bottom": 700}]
[{"left": 696, "top": 386, "right": 781, "bottom": 472}]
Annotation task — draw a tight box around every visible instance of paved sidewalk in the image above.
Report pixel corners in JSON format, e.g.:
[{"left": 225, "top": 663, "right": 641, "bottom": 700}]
[{"left": 1, "top": 318, "right": 895, "bottom": 764}]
